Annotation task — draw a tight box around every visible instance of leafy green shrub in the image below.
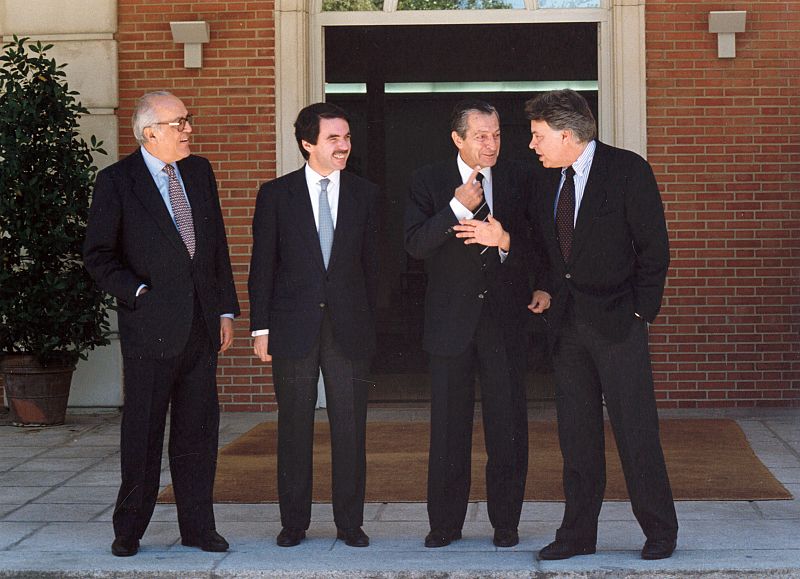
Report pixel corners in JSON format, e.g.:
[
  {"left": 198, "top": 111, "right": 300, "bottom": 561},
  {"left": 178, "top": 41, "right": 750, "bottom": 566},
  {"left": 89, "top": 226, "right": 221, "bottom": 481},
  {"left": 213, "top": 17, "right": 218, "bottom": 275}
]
[{"left": 0, "top": 36, "right": 112, "bottom": 365}]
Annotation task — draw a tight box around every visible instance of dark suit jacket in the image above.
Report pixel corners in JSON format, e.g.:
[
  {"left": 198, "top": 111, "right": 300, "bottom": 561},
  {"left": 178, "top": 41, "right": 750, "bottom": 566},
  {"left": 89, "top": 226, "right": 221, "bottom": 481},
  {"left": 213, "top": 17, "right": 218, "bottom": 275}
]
[
  {"left": 83, "top": 149, "right": 240, "bottom": 359},
  {"left": 248, "top": 167, "right": 379, "bottom": 360},
  {"left": 405, "top": 158, "right": 543, "bottom": 357},
  {"left": 530, "top": 140, "right": 670, "bottom": 341}
]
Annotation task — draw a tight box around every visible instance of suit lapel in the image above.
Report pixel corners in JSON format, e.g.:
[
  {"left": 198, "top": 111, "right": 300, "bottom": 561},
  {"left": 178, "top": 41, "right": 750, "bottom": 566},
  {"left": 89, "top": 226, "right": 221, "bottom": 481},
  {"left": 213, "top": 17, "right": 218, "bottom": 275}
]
[
  {"left": 447, "top": 161, "right": 486, "bottom": 265},
  {"left": 177, "top": 158, "right": 207, "bottom": 258},
  {"left": 488, "top": 162, "right": 505, "bottom": 218},
  {"left": 328, "top": 172, "right": 356, "bottom": 273},
  {"left": 540, "top": 168, "right": 561, "bottom": 251},
  {"left": 571, "top": 143, "right": 609, "bottom": 261},
  {"left": 289, "top": 168, "right": 327, "bottom": 272},
  {"left": 129, "top": 150, "right": 186, "bottom": 256}
]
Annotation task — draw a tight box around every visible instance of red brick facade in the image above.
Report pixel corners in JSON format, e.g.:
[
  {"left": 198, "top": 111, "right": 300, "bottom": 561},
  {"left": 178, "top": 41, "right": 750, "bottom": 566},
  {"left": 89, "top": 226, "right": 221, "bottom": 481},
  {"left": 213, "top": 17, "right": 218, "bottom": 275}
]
[
  {"left": 646, "top": 0, "right": 799, "bottom": 407},
  {"left": 117, "top": 0, "right": 278, "bottom": 410},
  {"left": 109, "top": 0, "right": 798, "bottom": 410}
]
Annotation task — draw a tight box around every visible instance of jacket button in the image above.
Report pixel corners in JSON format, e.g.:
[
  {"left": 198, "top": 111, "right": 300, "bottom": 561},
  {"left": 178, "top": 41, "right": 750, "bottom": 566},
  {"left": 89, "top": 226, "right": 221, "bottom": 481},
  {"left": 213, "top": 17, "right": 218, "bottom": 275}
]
[
  {"left": 565, "top": 273, "right": 572, "bottom": 279},
  {"left": 478, "top": 293, "right": 485, "bottom": 299},
  {"left": 319, "top": 302, "right": 326, "bottom": 308}
]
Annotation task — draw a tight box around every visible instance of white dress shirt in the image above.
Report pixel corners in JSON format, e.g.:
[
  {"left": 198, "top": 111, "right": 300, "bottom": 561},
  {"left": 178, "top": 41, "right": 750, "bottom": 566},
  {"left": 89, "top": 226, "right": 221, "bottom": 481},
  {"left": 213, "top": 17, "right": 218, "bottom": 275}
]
[{"left": 450, "top": 154, "right": 506, "bottom": 261}]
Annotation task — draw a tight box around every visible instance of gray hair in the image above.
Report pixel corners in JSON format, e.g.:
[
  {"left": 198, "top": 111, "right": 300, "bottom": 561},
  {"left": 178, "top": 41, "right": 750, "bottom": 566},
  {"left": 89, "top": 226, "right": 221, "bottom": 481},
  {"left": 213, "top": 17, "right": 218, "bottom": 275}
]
[
  {"left": 524, "top": 89, "right": 597, "bottom": 143},
  {"left": 132, "top": 91, "right": 174, "bottom": 144},
  {"left": 450, "top": 99, "right": 499, "bottom": 139}
]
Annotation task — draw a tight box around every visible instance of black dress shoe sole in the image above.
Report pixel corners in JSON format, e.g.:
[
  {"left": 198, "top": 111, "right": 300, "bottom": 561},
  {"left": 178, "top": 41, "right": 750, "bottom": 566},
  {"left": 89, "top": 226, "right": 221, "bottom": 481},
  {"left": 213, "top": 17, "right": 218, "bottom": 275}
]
[
  {"left": 111, "top": 539, "right": 139, "bottom": 557},
  {"left": 642, "top": 541, "right": 676, "bottom": 560},
  {"left": 493, "top": 533, "right": 519, "bottom": 548},
  {"left": 276, "top": 530, "right": 306, "bottom": 547},
  {"left": 181, "top": 538, "right": 229, "bottom": 552},
  {"left": 424, "top": 530, "right": 462, "bottom": 548},
  {"left": 537, "top": 544, "right": 596, "bottom": 560},
  {"left": 336, "top": 530, "right": 370, "bottom": 547}
]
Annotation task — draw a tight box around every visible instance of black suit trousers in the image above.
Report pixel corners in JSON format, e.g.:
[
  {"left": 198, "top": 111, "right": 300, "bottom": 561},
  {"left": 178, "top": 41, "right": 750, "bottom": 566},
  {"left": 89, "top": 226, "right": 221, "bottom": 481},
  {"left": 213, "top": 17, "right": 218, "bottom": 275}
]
[
  {"left": 427, "top": 303, "right": 529, "bottom": 532},
  {"left": 114, "top": 300, "right": 220, "bottom": 541},
  {"left": 552, "top": 305, "right": 678, "bottom": 545},
  {"left": 272, "top": 313, "right": 370, "bottom": 530}
]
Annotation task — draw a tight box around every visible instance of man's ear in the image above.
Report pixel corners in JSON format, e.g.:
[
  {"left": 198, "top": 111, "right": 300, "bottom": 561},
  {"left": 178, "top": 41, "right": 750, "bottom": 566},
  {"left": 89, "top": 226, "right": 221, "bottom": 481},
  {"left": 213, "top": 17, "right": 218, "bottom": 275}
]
[
  {"left": 451, "top": 130, "right": 463, "bottom": 150},
  {"left": 144, "top": 126, "right": 157, "bottom": 141},
  {"left": 301, "top": 139, "right": 313, "bottom": 154}
]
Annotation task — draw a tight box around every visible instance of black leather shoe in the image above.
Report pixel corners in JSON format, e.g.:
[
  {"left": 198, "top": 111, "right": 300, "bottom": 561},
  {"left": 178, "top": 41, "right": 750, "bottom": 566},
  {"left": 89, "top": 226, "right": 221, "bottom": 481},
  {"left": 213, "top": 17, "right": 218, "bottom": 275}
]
[
  {"left": 641, "top": 537, "right": 676, "bottom": 560},
  {"left": 111, "top": 536, "right": 139, "bottom": 557},
  {"left": 493, "top": 528, "right": 519, "bottom": 548},
  {"left": 336, "top": 527, "right": 370, "bottom": 547},
  {"left": 181, "top": 529, "right": 229, "bottom": 552},
  {"left": 276, "top": 527, "right": 306, "bottom": 547},
  {"left": 424, "top": 529, "right": 462, "bottom": 548},
  {"left": 537, "top": 539, "right": 596, "bottom": 560}
]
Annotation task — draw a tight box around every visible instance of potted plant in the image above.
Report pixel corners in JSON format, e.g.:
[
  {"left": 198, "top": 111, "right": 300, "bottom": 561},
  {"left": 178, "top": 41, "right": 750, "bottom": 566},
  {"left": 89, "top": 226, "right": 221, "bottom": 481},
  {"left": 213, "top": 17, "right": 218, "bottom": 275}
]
[{"left": 0, "top": 36, "right": 113, "bottom": 426}]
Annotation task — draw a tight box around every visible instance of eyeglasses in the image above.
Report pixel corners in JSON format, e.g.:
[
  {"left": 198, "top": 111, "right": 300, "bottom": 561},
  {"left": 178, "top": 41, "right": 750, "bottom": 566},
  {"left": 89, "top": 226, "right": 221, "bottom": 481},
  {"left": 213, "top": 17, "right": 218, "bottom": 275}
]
[{"left": 153, "top": 114, "right": 194, "bottom": 132}]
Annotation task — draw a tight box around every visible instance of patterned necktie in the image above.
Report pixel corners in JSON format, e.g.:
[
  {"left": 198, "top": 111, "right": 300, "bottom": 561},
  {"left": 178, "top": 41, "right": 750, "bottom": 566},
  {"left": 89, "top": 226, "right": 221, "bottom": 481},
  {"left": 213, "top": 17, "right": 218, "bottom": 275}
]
[
  {"left": 318, "top": 178, "right": 334, "bottom": 269},
  {"left": 556, "top": 166, "right": 576, "bottom": 262},
  {"left": 162, "top": 164, "right": 195, "bottom": 258},
  {"left": 472, "top": 172, "right": 490, "bottom": 221}
]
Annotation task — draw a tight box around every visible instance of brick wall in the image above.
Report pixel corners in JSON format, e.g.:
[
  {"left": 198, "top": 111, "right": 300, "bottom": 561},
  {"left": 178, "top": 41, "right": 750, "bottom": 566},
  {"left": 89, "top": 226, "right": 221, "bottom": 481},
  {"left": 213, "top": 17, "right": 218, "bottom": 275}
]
[
  {"left": 646, "top": 0, "right": 800, "bottom": 407},
  {"left": 107, "top": 0, "right": 799, "bottom": 412},
  {"left": 117, "top": 0, "right": 277, "bottom": 411}
]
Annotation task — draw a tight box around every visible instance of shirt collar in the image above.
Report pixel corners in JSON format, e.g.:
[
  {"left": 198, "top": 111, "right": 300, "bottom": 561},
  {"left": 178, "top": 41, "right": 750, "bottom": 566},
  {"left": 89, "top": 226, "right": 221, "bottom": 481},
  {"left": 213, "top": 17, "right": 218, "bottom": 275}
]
[
  {"left": 305, "top": 163, "right": 341, "bottom": 188},
  {"left": 457, "top": 154, "right": 491, "bottom": 184},
  {"left": 565, "top": 140, "right": 596, "bottom": 178},
  {"left": 140, "top": 145, "right": 175, "bottom": 180}
]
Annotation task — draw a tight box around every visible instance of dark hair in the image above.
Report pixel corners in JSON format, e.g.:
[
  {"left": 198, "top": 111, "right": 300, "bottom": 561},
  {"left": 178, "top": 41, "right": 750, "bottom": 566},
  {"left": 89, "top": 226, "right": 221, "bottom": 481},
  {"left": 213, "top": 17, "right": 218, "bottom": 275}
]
[
  {"left": 524, "top": 89, "right": 597, "bottom": 143},
  {"left": 294, "top": 102, "right": 351, "bottom": 159},
  {"left": 450, "top": 99, "right": 499, "bottom": 139}
]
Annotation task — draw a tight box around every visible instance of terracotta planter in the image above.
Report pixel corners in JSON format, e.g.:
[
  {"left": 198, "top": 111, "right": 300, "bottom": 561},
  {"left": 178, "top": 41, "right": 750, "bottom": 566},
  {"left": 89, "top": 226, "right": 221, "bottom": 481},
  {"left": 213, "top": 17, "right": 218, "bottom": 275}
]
[{"left": 0, "top": 354, "right": 75, "bottom": 427}]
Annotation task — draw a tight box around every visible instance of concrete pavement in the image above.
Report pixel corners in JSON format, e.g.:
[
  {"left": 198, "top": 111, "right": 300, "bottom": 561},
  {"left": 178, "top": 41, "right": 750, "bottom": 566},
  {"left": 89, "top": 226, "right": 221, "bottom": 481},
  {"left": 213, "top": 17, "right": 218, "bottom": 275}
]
[{"left": 1, "top": 404, "right": 799, "bottom": 578}]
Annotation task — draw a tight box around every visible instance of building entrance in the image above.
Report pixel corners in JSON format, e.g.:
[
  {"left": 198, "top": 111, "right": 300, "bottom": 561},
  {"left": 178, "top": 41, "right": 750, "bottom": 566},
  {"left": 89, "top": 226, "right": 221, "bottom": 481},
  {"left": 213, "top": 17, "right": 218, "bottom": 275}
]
[{"left": 324, "top": 23, "right": 597, "bottom": 400}]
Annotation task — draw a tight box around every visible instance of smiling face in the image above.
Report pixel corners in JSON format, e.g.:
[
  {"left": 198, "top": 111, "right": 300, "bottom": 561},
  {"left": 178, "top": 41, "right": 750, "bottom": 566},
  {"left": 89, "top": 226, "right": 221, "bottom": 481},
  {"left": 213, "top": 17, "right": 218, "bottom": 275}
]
[
  {"left": 452, "top": 111, "right": 501, "bottom": 169},
  {"left": 142, "top": 95, "right": 192, "bottom": 164},
  {"left": 303, "top": 117, "right": 351, "bottom": 176}
]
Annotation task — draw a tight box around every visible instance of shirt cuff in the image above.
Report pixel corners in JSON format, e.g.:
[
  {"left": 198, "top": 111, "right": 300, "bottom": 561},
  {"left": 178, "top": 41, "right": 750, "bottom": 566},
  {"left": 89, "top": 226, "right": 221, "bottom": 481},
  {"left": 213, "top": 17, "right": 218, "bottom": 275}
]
[
  {"left": 449, "top": 197, "right": 473, "bottom": 221},
  {"left": 135, "top": 284, "right": 148, "bottom": 297},
  {"left": 498, "top": 248, "right": 508, "bottom": 263},
  {"left": 251, "top": 329, "right": 269, "bottom": 337},
  {"left": 221, "top": 313, "right": 234, "bottom": 319}
]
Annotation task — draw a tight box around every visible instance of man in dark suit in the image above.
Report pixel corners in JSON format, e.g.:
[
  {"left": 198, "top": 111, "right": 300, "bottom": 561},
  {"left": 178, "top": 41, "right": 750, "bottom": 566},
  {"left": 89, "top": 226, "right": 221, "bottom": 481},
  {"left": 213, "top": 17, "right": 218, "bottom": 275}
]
[
  {"left": 248, "top": 102, "right": 379, "bottom": 548},
  {"left": 405, "top": 99, "right": 551, "bottom": 549},
  {"left": 84, "top": 91, "right": 239, "bottom": 557},
  {"left": 524, "top": 89, "right": 678, "bottom": 561}
]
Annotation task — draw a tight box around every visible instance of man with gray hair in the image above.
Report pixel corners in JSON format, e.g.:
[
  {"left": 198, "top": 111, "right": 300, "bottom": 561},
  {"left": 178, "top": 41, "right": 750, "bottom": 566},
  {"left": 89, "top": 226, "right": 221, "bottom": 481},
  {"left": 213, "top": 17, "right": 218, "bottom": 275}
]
[
  {"left": 405, "top": 99, "right": 551, "bottom": 549},
  {"left": 525, "top": 89, "right": 678, "bottom": 561},
  {"left": 84, "top": 91, "right": 239, "bottom": 557}
]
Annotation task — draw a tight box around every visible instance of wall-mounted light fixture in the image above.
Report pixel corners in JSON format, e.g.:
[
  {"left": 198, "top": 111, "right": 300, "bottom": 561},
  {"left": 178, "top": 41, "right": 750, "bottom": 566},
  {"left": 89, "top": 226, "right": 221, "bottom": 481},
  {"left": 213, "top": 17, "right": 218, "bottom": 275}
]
[
  {"left": 709, "top": 11, "right": 746, "bottom": 58},
  {"left": 169, "top": 21, "right": 210, "bottom": 68}
]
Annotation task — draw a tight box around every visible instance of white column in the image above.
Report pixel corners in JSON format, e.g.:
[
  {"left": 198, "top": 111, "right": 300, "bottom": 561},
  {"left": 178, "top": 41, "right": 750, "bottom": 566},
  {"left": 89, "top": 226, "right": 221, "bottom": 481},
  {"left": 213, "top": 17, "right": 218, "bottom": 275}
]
[
  {"left": 276, "top": 0, "right": 311, "bottom": 174},
  {"left": 612, "top": 0, "right": 648, "bottom": 157}
]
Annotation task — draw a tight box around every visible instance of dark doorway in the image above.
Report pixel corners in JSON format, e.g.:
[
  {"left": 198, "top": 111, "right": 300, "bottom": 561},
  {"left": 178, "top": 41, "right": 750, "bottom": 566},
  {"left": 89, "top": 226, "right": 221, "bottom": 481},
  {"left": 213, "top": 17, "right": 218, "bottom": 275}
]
[{"left": 325, "top": 23, "right": 598, "bottom": 400}]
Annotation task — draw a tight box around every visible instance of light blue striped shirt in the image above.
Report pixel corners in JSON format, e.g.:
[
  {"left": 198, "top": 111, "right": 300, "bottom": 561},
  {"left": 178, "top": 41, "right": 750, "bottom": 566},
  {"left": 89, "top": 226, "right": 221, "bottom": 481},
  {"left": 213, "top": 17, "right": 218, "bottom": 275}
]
[{"left": 554, "top": 139, "right": 596, "bottom": 226}]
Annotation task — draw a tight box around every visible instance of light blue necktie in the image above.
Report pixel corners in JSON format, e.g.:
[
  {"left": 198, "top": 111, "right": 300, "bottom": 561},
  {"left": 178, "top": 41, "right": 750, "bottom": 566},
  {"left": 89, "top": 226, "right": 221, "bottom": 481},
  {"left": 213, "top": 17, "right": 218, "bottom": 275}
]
[{"left": 318, "top": 178, "right": 334, "bottom": 269}]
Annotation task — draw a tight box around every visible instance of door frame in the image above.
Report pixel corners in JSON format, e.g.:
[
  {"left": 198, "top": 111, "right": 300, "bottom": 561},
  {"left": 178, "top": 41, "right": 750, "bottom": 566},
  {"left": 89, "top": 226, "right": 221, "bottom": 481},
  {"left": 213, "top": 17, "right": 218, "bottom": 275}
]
[{"left": 275, "top": 0, "right": 648, "bottom": 173}]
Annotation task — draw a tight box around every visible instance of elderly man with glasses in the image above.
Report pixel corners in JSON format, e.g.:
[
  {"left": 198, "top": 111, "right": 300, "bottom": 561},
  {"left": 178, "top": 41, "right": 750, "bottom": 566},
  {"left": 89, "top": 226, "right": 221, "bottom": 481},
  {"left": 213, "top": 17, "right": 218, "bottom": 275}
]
[{"left": 84, "top": 91, "right": 239, "bottom": 557}]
